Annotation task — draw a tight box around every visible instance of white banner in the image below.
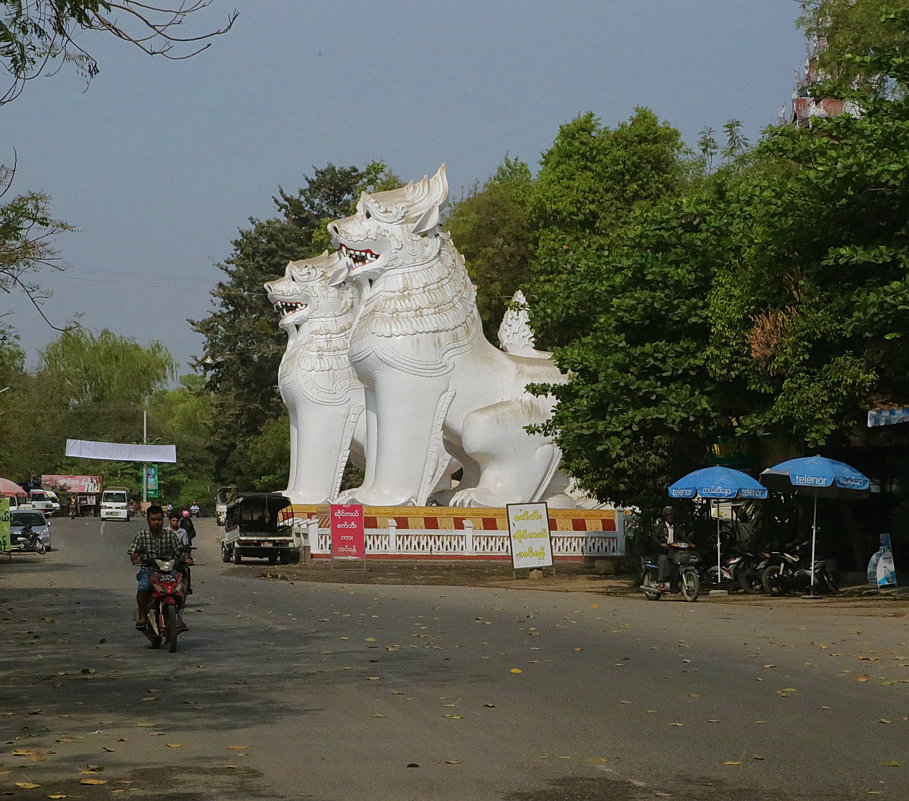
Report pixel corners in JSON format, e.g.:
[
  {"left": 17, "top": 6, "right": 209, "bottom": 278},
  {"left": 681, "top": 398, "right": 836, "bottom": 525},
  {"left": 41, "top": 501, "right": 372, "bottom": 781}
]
[
  {"left": 507, "top": 502, "right": 553, "bottom": 569},
  {"left": 65, "top": 439, "right": 177, "bottom": 463}
]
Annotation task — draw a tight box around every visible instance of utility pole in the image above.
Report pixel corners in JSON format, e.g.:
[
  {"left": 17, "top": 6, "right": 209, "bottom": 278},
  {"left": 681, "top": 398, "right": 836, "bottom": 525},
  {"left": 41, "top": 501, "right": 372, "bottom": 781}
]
[{"left": 142, "top": 406, "right": 148, "bottom": 504}]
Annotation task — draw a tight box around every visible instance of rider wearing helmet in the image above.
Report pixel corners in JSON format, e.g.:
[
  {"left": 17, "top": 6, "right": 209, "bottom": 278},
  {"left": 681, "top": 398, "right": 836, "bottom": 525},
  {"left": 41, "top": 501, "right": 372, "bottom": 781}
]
[{"left": 179, "top": 508, "right": 197, "bottom": 544}]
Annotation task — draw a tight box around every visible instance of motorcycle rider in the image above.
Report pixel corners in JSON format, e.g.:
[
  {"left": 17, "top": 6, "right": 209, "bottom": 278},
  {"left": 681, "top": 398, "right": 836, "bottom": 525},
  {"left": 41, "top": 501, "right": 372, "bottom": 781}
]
[
  {"left": 128, "top": 505, "right": 193, "bottom": 629},
  {"left": 651, "top": 505, "right": 690, "bottom": 591}
]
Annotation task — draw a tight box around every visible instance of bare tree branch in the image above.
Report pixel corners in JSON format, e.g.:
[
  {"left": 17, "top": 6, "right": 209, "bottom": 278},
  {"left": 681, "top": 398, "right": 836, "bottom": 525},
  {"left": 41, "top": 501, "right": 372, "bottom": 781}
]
[{"left": 1, "top": 1, "right": 238, "bottom": 104}]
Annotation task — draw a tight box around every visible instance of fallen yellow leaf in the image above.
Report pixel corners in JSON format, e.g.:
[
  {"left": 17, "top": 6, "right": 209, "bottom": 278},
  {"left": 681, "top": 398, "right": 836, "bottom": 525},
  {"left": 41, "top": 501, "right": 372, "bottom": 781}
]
[
  {"left": 227, "top": 745, "right": 249, "bottom": 750},
  {"left": 14, "top": 782, "right": 40, "bottom": 789},
  {"left": 166, "top": 743, "right": 183, "bottom": 748},
  {"left": 80, "top": 779, "right": 107, "bottom": 785},
  {"left": 723, "top": 761, "right": 742, "bottom": 766},
  {"left": 510, "top": 668, "right": 523, "bottom": 674}
]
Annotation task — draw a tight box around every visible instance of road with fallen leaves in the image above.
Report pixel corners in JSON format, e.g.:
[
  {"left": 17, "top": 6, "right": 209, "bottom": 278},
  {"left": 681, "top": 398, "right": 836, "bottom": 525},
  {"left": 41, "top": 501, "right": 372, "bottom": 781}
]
[{"left": 0, "top": 516, "right": 907, "bottom": 801}]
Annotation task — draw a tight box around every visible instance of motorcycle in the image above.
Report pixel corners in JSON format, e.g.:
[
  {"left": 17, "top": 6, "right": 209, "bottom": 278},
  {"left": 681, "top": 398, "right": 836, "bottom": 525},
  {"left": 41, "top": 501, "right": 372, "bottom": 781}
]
[
  {"left": 13, "top": 524, "right": 46, "bottom": 554},
  {"left": 641, "top": 542, "right": 701, "bottom": 602},
  {"left": 760, "top": 540, "right": 838, "bottom": 596},
  {"left": 706, "top": 546, "right": 764, "bottom": 594},
  {"left": 137, "top": 547, "right": 193, "bottom": 652}
]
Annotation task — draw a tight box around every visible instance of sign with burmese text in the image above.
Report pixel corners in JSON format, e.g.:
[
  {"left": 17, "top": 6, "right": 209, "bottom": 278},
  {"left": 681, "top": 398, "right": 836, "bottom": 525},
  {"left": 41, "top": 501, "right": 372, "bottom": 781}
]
[
  {"left": 0, "top": 497, "right": 9, "bottom": 552},
  {"left": 507, "top": 502, "right": 553, "bottom": 569},
  {"left": 330, "top": 504, "right": 365, "bottom": 560}
]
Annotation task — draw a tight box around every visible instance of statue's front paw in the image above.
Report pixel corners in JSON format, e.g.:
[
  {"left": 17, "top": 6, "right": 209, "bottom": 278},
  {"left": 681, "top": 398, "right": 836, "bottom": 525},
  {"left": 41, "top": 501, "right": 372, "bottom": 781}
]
[
  {"left": 450, "top": 488, "right": 507, "bottom": 508},
  {"left": 334, "top": 487, "right": 418, "bottom": 507}
]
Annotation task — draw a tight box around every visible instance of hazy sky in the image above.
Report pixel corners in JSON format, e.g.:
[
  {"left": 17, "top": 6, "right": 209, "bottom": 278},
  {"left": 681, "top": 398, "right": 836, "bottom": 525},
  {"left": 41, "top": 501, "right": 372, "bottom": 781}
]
[{"left": 3, "top": 1, "right": 807, "bottom": 375}]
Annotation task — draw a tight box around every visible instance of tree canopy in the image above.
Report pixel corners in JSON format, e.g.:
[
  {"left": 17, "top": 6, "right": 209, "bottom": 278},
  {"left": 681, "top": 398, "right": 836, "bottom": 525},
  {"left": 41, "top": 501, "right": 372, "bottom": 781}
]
[{"left": 445, "top": 156, "right": 535, "bottom": 341}]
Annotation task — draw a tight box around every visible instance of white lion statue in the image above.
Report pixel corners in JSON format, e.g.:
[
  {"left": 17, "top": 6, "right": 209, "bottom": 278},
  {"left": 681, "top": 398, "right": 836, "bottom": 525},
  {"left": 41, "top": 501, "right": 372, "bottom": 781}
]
[
  {"left": 264, "top": 252, "right": 365, "bottom": 504},
  {"left": 327, "top": 164, "right": 575, "bottom": 508}
]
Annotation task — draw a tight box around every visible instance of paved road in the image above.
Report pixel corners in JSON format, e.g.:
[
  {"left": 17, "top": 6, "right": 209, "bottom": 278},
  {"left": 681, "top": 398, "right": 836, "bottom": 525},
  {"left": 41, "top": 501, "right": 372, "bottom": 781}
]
[{"left": 0, "top": 516, "right": 907, "bottom": 800}]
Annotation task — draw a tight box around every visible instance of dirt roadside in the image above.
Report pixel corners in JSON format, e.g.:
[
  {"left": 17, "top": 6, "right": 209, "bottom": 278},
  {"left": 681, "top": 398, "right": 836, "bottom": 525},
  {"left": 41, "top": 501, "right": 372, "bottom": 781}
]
[{"left": 253, "top": 557, "right": 909, "bottom": 608}]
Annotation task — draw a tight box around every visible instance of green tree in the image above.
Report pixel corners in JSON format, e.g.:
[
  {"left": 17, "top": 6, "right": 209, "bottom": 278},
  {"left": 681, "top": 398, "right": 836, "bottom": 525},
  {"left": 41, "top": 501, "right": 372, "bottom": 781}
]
[
  {"left": 527, "top": 109, "right": 690, "bottom": 348},
  {"left": 798, "top": 0, "right": 909, "bottom": 100},
  {"left": 192, "top": 162, "right": 399, "bottom": 487},
  {"left": 150, "top": 374, "right": 217, "bottom": 508},
  {"left": 0, "top": 0, "right": 237, "bottom": 104},
  {"left": 0, "top": 163, "right": 72, "bottom": 319},
  {"left": 445, "top": 156, "right": 535, "bottom": 340},
  {"left": 708, "top": 9, "right": 909, "bottom": 447},
  {"left": 0, "top": 326, "right": 29, "bottom": 478},
  {"left": 522, "top": 110, "right": 717, "bottom": 510},
  {"left": 14, "top": 328, "right": 176, "bottom": 486}
]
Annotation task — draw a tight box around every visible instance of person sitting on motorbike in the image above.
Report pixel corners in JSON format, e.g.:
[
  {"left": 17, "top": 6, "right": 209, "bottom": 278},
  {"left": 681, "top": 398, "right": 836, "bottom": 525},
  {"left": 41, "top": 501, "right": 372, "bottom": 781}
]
[
  {"left": 167, "top": 510, "right": 194, "bottom": 595},
  {"left": 128, "top": 505, "right": 193, "bottom": 629},
  {"left": 651, "top": 505, "right": 691, "bottom": 591}
]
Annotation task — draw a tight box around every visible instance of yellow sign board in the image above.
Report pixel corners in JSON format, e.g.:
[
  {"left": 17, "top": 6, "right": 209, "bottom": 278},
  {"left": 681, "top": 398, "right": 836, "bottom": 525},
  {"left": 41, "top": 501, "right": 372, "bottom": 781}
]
[{"left": 0, "top": 497, "right": 10, "bottom": 551}]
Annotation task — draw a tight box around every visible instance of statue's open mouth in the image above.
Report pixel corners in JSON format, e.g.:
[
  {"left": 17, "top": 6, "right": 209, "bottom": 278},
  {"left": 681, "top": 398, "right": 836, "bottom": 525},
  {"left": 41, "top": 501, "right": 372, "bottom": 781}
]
[
  {"left": 339, "top": 244, "right": 379, "bottom": 270},
  {"left": 273, "top": 301, "right": 307, "bottom": 318}
]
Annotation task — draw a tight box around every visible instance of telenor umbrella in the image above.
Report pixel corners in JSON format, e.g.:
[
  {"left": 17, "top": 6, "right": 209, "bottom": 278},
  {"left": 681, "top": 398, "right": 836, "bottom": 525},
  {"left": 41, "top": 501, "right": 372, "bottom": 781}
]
[
  {"left": 669, "top": 466, "right": 768, "bottom": 584},
  {"left": 760, "top": 455, "right": 870, "bottom": 595}
]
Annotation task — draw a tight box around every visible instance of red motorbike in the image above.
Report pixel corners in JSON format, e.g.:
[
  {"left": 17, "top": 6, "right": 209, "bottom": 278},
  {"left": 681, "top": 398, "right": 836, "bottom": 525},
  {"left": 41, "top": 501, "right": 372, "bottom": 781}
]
[{"left": 138, "top": 549, "right": 192, "bottom": 652}]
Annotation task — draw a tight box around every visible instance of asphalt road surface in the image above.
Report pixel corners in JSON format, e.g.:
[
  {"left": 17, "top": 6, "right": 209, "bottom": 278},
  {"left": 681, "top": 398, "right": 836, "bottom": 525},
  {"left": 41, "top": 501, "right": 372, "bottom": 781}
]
[{"left": 1, "top": 516, "right": 907, "bottom": 801}]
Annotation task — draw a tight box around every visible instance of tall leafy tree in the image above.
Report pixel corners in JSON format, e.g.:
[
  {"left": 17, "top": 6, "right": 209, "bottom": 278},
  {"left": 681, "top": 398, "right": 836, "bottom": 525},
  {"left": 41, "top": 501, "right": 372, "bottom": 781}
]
[
  {"left": 150, "top": 374, "right": 218, "bottom": 508},
  {"left": 527, "top": 109, "right": 690, "bottom": 348},
  {"left": 5, "top": 328, "right": 174, "bottom": 487},
  {"left": 192, "top": 162, "right": 399, "bottom": 487},
  {"left": 445, "top": 156, "right": 535, "bottom": 341},
  {"left": 798, "top": 0, "right": 909, "bottom": 100},
  {"left": 524, "top": 110, "right": 713, "bottom": 511},
  {"left": 708, "top": 7, "right": 909, "bottom": 447}
]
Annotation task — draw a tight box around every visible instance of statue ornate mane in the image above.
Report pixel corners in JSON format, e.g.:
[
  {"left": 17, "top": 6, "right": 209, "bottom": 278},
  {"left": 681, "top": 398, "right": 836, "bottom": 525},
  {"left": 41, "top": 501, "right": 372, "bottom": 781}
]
[
  {"left": 327, "top": 165, "right": 577, "bottom": 508},
  {"left": 264, "top": 252, "right": 364, "bottom": 503}
]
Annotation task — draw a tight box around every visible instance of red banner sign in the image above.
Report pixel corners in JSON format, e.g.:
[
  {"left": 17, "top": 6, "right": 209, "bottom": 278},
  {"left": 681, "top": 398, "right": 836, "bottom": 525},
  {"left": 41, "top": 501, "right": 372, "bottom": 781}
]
[
  {"left": 330, "top": 504, "right": 365, "bottom": 560},
  {"left": 41, "top": 475, "right": 102, "bottom": 493}
]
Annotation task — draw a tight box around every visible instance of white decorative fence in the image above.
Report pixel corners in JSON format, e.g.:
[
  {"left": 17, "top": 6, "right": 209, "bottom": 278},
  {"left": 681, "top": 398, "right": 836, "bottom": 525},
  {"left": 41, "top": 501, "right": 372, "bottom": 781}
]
[{"left": 289, "top": 504, "right": 625, "bottom": 561}]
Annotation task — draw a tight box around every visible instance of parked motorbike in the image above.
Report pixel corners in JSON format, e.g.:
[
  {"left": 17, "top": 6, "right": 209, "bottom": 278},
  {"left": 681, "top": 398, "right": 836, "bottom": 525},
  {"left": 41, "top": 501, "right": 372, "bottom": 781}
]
[
  {"left": 706, "top": 546, "right": 764, "bottom": 594},
  {"left": 137, "top": 547, "right": 193, "bottom": 652},
  {"left": 641, "top": 542, "right": 701, "bottom": 602},
  {"left": 13, "top": 525, "right": 46, "bottom": 555},
  {"left": 760, "top": 540, "right": 838, "bottom": 596}
]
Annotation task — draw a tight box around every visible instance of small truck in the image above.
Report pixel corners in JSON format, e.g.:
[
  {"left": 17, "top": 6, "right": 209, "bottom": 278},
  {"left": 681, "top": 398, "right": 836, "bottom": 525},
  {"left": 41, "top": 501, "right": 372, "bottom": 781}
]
[{"left": 220, "top": 491, "right": 300, "bottom": 565}]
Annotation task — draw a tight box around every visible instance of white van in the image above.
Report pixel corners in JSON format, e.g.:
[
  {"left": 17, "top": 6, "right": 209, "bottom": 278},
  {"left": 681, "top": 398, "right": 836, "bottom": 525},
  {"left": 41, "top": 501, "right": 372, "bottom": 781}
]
[
  {"left": 28, "top": 489, "right": 61, "bottom": 515},
  {"left": 100, "top": 487, "right": 131, "bottom": 521}
]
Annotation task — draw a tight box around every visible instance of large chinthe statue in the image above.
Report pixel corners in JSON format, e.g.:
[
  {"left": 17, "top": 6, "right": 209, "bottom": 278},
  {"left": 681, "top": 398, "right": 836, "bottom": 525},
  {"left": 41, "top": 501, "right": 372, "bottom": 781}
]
[
  {"left": 265, "top": 252, "right": 365, "bottom": 504},
  {"left": 326, "top": 164, "right": 572, "bottom": 508}
]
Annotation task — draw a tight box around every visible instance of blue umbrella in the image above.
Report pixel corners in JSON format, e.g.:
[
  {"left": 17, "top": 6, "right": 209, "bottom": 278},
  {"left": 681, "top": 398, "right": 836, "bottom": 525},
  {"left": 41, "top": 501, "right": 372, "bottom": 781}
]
[
  {"left": 760, "top": 455, "right": 870, "bottom": 595},
  {"left": 669, "top": 466, "right": 768, "bottom": 585},
  {"left": 669, "top": 466, "right": 769, "bottom": 501}
]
